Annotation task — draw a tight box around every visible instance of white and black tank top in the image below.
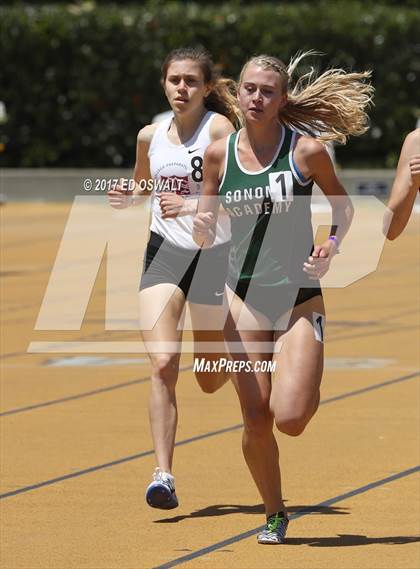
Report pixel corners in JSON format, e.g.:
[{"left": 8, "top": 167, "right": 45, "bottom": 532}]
[{"left": 148, "top": 111, "right": 231, "bottom": 249}]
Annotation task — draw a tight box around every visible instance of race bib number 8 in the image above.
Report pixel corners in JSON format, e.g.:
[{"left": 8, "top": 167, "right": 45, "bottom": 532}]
[{"left": 268, "top": 171, "right": 294, "bottom": 202}]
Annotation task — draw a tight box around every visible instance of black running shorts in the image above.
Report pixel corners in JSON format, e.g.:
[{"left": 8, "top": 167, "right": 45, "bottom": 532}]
[
  {"left": 140, "top": 232, "right": 230, "bottom": 305},
  {"left": 227, "top": 277, "right": 322, "bottom": 325}
]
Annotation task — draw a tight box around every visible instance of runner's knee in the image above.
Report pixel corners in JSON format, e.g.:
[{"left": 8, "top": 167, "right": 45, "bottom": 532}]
[
  {"left": 243, "top": 406, "right": 273, "bottom": 437},
  {"left": 195, "top": 371, "right": 225, "bottom": 393},
  {"left": 275, "top": 411, "right": 312, "bottom": 437},
  {"left": 150, "top": 354, "right": 179, "bottom": 387}
]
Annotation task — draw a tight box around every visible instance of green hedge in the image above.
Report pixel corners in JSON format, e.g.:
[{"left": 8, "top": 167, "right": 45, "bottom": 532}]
[{"left": 1, "top": 2, "right": 418, "bottom": 168}]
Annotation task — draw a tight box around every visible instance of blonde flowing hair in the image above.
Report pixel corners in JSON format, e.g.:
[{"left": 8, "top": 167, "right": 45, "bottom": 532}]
[
  {"left": 162, "top": 47, "right": 241, "bottom": 127},
  {"left": 239, "top": 51, "right": 374, "bottom": 143}
]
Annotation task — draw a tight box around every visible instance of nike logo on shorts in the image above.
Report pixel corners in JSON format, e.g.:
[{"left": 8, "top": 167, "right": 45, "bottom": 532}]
[{"left": 214, "top": 291, "right": 224, "bottom": 296}]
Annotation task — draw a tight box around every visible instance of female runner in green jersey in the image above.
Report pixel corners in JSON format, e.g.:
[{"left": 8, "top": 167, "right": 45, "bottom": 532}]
[{"left": 193, "top": 52, "right": 373, "bottom": 544}]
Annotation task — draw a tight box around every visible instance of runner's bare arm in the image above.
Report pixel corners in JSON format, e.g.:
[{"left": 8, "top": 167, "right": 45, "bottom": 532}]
[
  {"left": 107, "top": 124, "right": 157, "bottom": 209},
  {"left": 384, "top": 129, "right": 420, "bottom": 240},
  {"left": 193, "top": 137, "right": 227, "bottom": 247},
  {"left": 298, "top": 137, "right": 354, "bottom": 249},
  {"left": 132, "top": 124, "right": 158, "bottom": 200}
]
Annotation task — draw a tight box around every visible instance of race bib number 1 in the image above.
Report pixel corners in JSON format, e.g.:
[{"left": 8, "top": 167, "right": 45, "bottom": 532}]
[{"left": 268, "top": 171, "right": 294, "bottom": 202}]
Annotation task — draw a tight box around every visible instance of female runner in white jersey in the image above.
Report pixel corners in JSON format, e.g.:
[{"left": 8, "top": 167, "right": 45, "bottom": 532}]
[
  {"left": 193, "top": 53, "right": 373, "bottom": 544},
  {"left": 108, "top": 47, "right": 239, "bottom": 510}
]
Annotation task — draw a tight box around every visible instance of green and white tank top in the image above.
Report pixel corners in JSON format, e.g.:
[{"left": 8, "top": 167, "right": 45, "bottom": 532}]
[{"left": 219, "top": 126, "right": 314, "bottom": 288}]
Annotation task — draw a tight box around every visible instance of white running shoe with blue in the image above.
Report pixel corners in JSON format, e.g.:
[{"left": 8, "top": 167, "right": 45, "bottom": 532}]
[{"left": 145, "top": 467, "right": 179, "bottom": 510}]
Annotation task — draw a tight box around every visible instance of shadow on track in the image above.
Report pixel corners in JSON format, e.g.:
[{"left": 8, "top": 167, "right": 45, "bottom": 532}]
[{"left": 155, "top": 504, "right": 348, "bottom": 523}]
